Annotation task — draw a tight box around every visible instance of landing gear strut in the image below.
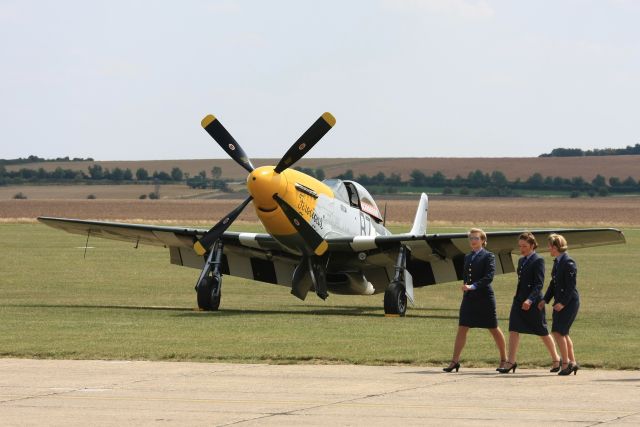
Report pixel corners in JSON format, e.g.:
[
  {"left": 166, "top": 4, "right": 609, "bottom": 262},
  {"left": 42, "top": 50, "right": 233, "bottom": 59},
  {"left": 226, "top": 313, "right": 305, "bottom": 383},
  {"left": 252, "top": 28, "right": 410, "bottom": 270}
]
[
  {"left": 384, "top": 245, "right": 413, "bottom": 317},
  {"left": 195, "top": 240, "right": 223, "bottom": 311}
]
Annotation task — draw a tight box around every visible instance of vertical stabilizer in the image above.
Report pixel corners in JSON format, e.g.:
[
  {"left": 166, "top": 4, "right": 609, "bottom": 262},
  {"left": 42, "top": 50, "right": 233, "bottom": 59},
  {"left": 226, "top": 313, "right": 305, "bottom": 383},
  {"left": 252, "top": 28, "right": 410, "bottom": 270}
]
[{"left": 409, "top": 193, "right": 429, "bottom": 236}]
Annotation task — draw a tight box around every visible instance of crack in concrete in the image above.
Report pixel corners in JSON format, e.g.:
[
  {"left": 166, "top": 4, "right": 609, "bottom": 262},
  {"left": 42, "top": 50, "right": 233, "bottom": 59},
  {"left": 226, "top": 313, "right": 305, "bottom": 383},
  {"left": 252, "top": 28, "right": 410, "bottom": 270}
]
[
  {"left": 0, "top": 387, "right": 89, "bottom": 405},
  {"left": 586, "top": 410, "right": 640, "bottom": 426},
  {"left": 215, "top": 374, "right": 466, "bottom": 426}
]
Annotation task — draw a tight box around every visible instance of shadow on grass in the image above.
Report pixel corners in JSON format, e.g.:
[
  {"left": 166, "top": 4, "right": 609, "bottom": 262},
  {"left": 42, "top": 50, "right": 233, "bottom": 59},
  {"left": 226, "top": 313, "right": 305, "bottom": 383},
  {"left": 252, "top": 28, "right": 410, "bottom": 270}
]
[
  {"left": 175, "top": 307, "right": 460, "bottom": 319},
  {"left": 5, "top": 303, "right": 459, "bottom": 319},
  {"left": 400, "top": 370, "right": 549, "bottom": 378},
  {"left": 5, "top": 303, "right": 195, "bottom": 312}
]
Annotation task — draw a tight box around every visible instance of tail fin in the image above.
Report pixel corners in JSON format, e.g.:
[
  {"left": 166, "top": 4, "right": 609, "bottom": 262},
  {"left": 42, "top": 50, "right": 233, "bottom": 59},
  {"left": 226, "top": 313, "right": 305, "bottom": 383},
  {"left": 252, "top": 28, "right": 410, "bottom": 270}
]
[{"left": 409, "top": 193, "right": 428, "bottom": 236}]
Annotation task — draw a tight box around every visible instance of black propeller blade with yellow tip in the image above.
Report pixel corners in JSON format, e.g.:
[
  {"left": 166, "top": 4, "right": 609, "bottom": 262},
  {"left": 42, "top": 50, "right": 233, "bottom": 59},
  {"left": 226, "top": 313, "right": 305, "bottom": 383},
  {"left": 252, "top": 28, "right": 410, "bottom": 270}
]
[
  {"left": 193, "top": 196, "right": 253, "bottom": 256},
  {"left": 201, "top": 114, "right": 255, "bottom": 173},
  {"left": 274, "top": 112, "right": 335, "bottom": 173},
  {"left": 273, "top": 194, "right": 328, "bottom": 256}
]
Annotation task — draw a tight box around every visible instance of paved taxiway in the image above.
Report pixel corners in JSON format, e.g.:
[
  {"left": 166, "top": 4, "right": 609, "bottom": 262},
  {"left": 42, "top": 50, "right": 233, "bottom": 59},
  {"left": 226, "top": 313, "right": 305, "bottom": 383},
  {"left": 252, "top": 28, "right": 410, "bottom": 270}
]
[{"left": 1, "top": 359, "right": 638, "bottom": 426}]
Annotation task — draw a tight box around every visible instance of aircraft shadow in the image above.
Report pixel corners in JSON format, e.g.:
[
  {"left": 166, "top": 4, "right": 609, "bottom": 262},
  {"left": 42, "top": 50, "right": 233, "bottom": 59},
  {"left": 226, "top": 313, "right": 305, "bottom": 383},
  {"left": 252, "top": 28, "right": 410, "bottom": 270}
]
[
  {"left": 174, "top": 307, "right": 460, "bottom": 319},
  {"left": 11, "top": 303, "right": 194, "bottom": 312},
  {"left": 8, "top": 303, "right": 459, "bottom": 320}
]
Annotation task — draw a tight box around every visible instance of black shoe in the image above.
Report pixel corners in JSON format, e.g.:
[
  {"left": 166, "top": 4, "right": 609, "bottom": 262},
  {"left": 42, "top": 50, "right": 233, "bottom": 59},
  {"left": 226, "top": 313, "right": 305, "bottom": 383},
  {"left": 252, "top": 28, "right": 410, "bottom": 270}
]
[
  {"left": 572, "top": 363, "right": 580, "bottom": 375},
  {"left": 550, "top": 359, "right": 562, "bottom": 373},
  {"left": 497, "top": 362, "right": 517, "bottom": 374},
  {"left": 558, "top": 362, "right": 575, "bottom": 376},
  {"left": 443, "top": 361, "right": 460, "bottom": 373},
  {"left": 496, "top": 360, "right": 507, "bottom": 371}
]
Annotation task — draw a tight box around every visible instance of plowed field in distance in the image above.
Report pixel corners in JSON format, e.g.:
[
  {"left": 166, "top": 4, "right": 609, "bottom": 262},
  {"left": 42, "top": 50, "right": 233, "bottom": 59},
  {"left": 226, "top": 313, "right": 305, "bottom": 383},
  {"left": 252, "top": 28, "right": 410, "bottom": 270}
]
[{"left": 2, "top": 197, "right": 639, "bottom": 227}]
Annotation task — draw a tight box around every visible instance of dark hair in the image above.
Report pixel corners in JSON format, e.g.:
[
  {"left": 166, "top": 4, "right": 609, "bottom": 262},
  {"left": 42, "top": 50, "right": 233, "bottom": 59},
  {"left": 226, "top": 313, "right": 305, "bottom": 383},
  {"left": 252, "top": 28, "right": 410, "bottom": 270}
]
[{"left": 518, "top": 231, "right": 538, "bottom": 249}]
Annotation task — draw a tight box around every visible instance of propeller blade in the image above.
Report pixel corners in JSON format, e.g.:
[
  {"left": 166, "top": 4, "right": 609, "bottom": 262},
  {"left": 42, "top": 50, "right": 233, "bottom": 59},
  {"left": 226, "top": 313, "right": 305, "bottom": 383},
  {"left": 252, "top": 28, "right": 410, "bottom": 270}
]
[
  {"left": 201, "top": 115, "right": 255, "bottom": 173},
  {"left": 193, "top": 196, "right": 253, "bottom": 256},
  {"left": 273, "top": 194, "right": 328, "bottom": 256},
  {"left": 274, "top": 112, "right": 336, "bottom": 173}
]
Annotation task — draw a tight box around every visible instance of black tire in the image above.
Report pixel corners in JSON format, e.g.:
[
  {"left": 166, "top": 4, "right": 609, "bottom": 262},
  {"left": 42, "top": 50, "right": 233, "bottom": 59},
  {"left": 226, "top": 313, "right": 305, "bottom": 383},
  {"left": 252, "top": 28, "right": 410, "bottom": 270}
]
[
  {"left": 196, "top": 276, "right": 221, "bottom": 311},
  {"left": 384, "top": 281, "right": 407, "bottom": 317}
]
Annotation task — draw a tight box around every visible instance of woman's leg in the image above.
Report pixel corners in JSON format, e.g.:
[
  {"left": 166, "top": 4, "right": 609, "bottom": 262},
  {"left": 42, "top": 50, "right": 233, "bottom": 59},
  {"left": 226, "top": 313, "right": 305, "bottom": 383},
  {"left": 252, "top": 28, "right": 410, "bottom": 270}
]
[
  {"left": 541, "top": 334, "right": 560, "bottom": 362},
  {"left": 553, "top": 332, "right": 568, "bottom": 368},
  {"left": 452, "top": 326, "right": 469, "bottom": 362},
  {"left": 507, "top": 331, "right": 520, "bottom": 364},
  {"left": 489, "top": 327, "right": 507, "bottom": 366},
  {"left": 566, "top": 335, "right": 576, "bottom": 364}
]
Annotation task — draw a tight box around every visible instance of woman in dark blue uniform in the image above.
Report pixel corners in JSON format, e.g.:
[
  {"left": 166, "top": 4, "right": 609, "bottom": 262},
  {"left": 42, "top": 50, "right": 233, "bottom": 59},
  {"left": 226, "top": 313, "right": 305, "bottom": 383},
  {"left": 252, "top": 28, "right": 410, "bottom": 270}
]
[
  {"left": 538, "top": 233, "right": 580, "bottom": 376},
  {"left": 443, "top": 228, "right": 507, "bottom": 372},
  {"left": 498, "top": 232, "right": 560, "bottom": 374}
]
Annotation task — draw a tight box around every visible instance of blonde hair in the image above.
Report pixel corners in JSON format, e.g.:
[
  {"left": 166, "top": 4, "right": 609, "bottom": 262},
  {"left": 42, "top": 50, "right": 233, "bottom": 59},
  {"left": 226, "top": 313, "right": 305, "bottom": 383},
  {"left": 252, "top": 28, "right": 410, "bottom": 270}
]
[
  {"left": 469, "top": 228, "right": 487, "bottom": 247},
  {"left": 548, "top": 233, "right": 568, "bottom": 252},
  {"left": 518, "top": 231, "right": 538, "bottom": 249}
]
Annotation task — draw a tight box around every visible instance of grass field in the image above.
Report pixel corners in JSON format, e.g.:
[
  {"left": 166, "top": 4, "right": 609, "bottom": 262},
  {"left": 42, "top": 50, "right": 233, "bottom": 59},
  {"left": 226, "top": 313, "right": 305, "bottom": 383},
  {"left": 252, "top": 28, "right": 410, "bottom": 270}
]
[{"left": 1, "top": 222, "right": 638, "bottom": 369}]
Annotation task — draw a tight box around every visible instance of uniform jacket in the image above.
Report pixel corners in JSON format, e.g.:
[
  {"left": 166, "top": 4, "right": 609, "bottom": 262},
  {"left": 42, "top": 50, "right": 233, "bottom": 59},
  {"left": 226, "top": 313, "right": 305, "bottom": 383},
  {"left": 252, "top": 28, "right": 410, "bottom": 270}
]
[
  {"left": 544, "top": 252, "right": 578, "bottom": 306},
  {"left": 514, "top": 252, "right": 544, "bottom": 304},
  {"left": 462, "top": 248, "right": 496, "bottom": 298}
]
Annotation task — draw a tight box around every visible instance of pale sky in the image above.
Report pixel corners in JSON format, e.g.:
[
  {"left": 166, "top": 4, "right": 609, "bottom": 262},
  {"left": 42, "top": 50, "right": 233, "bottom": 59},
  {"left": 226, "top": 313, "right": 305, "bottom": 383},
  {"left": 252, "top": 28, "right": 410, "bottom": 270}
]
[{"left": 1, "top": 0, "right": 639, "bottom": 160}]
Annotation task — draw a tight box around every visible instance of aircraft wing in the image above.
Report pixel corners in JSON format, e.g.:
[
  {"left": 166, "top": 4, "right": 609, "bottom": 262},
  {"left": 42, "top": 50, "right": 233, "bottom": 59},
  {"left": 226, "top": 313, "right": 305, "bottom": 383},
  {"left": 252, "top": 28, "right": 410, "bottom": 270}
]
[
  {"left": 37, "top": 217, "right": 299, "bottom": 287},
  {"left": 39, "top": 217, "right": 625, "bottom": 289},
  {"left": 326, "top": 228, "right": 625, "bottom": 287}
]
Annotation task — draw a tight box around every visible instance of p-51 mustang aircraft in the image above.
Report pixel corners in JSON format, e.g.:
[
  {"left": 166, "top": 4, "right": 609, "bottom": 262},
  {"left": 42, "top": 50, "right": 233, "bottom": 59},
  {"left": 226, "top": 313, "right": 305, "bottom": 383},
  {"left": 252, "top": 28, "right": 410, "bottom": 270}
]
[{"left": 39, "top": 112, "right": 626, "bottom": 316}]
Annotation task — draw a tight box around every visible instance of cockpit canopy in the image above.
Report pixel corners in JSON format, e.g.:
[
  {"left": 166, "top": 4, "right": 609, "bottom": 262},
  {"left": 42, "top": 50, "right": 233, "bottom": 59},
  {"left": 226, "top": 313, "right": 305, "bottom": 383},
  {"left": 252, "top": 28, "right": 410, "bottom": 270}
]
[{"left": 323, "top": 179, "right": 383, "bottom": 221}]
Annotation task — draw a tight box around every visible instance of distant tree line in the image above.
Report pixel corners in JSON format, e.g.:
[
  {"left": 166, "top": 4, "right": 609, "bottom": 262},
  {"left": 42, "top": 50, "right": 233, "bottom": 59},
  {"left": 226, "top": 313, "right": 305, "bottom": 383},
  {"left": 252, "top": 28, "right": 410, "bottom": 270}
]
[
  {"left": 333, "top": 169, "right": 640, "bottom": 197},
  {"left": 0, "top": 164, "right": 188, "bottom": 185},
  {"left": 3, "top": 158, "right": 640, "bottom": 198},
  {"left": 185, "top": 166, "right": 230, "bottom": 191},
  {"left": 0, "top": 155, "right": 94, "bottom": 166},
  {"left": 539, "top": 143, "right": 640, "bottom": 157}
]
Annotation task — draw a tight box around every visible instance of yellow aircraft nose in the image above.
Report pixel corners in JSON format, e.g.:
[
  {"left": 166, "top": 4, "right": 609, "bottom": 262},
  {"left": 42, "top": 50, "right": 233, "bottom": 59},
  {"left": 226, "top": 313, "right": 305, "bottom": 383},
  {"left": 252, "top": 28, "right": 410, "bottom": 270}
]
[{"left": 247, "top": 166, "right": 287, "bottom": 211}]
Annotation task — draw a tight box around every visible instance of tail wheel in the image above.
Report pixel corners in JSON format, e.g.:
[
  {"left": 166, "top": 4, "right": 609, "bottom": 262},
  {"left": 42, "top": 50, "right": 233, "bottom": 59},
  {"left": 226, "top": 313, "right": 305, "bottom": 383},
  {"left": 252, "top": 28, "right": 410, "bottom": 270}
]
[
  {"left": 197, "top": 277, "right": 221, "bottom": 311},
  {"left": 384, "top": 281, "right": 407, "bottom": 317}
]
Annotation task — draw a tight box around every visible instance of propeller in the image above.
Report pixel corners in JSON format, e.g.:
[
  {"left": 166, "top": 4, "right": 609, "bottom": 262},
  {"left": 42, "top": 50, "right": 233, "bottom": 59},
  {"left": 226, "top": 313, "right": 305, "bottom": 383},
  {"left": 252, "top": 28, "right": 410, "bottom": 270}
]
[
  {"left": 193, "top": 112, "right": 335, "bottom": 256},
  {"left": 275, "top": 112, "right": 335, "bottom": 173},
  {"left": 193, "top": 196, "right": 253, "bottom": 256},
  {"left": 273, "top": 194, "right": 328, "bottom": 256}
]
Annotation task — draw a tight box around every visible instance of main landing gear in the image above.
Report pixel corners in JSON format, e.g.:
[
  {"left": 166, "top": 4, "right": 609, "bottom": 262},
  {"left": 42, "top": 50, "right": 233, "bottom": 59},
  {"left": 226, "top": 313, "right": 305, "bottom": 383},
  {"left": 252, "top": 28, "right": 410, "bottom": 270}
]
[
  {"left": 195, "top": 240, "right": 223, "bottom": 311},
  {"left": 384, "top": 245, "right": 413, "bottom": 317}
]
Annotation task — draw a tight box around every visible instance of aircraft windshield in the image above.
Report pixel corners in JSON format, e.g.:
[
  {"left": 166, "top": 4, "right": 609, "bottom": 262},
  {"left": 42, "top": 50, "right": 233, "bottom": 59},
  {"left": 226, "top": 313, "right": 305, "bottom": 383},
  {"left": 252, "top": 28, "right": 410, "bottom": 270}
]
[
  {"left": 323, "top": 179, "right": 383, "bottom": 221},
  {"left": 323, "top": 179, "right": 350, "bottom": 204}
]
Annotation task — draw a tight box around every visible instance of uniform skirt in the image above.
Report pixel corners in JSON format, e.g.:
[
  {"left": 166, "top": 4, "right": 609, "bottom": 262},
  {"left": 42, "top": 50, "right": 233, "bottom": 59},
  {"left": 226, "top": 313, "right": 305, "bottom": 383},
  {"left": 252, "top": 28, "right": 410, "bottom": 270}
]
[
  {"left": 459, "top": 290, "right": 498, "bottom": 329},
  {"left": 508, "top": 298, "right": 549, "bottom": 336},
  {"left": 551, "top": 297, "right": 580, "bottom": 336}
]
